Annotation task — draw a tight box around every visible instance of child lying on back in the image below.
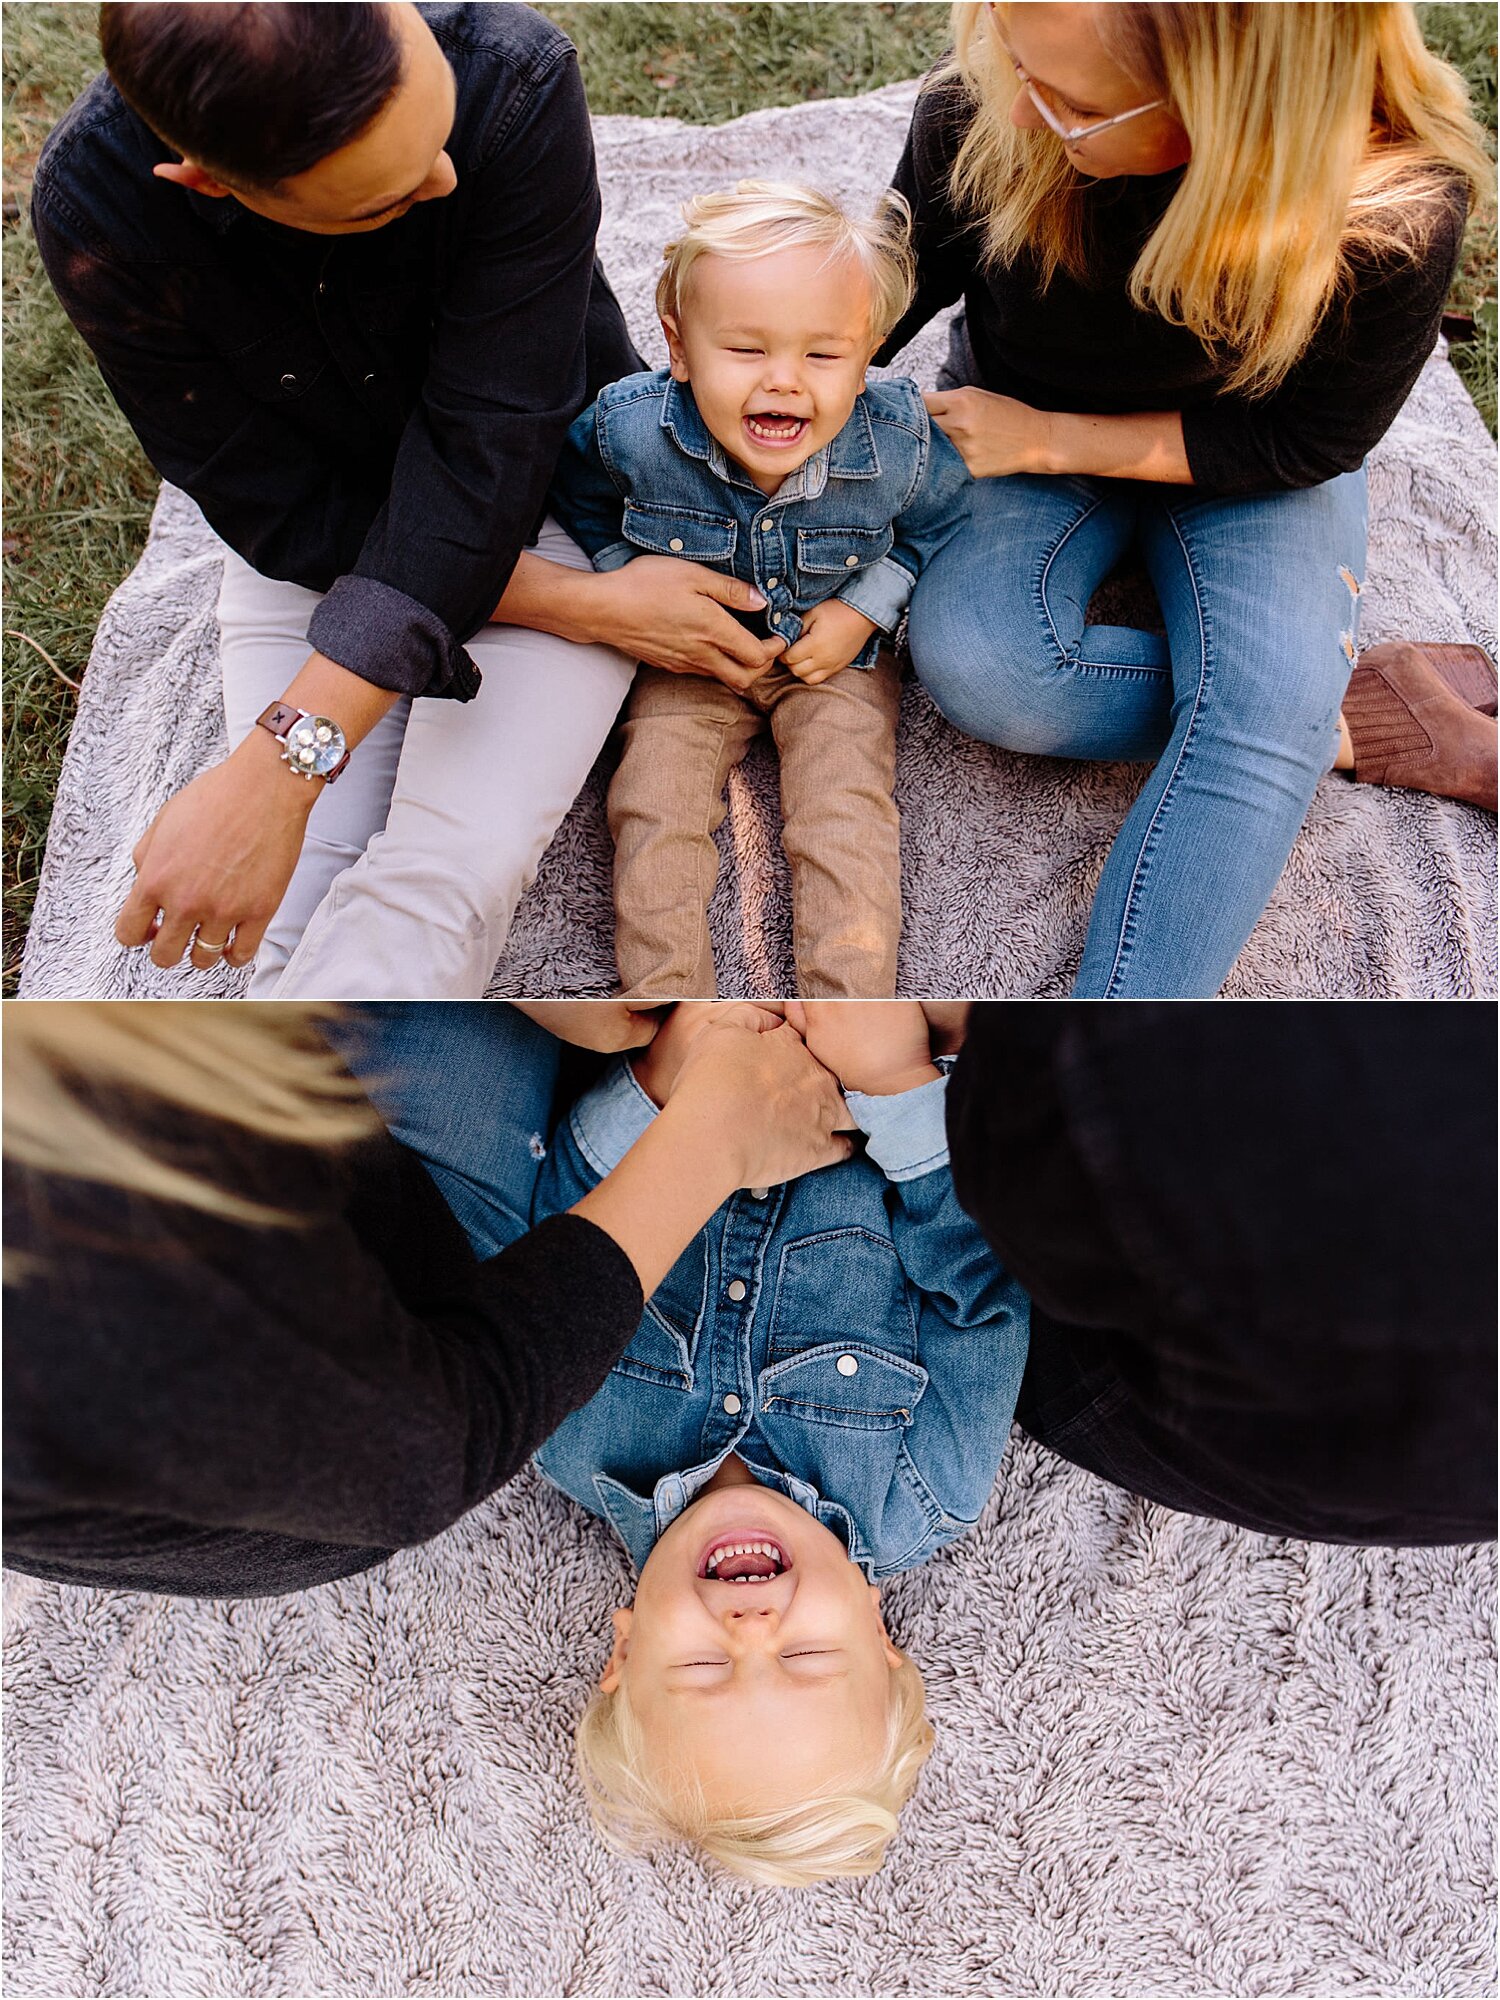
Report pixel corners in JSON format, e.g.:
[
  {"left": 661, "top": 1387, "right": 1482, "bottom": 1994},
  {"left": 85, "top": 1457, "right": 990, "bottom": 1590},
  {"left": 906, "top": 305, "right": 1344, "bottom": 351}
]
[
  {"left": 530, "top": 1000, "right": 1030, "bottom": 1886},
  {"left": 549, "top": 182, "right": 971, "bottom": 999}
]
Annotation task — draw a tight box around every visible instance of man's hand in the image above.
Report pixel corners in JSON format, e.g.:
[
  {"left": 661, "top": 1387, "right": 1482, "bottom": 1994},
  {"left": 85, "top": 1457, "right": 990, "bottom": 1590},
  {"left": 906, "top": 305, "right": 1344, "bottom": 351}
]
[
  {"left": 114, "top": 732, "right": 317, "bottom": 968},
  {"left": 924, "top": 386, "right": 1049, "bottom": 479},
  {"left": 919, "top": 1000, "right": 971, "bottom": 1056},
  {"left": 781, "top": 598, "right": 881, "bottom": 686},
  {"left": 596, "top": 556, "right": 788, "bottom": 690},
  {"left": 496, "top": 551, "right": 785, "bottom": 692},
  {"left": 782, "top": 1000, "right": 940, "bottom": 1097},
  {"left": 115, "top": 650, "right": 397, "bottom": 970},
  {"left": 511, "top": 1000, "right": 668, "bottom": 1053}
]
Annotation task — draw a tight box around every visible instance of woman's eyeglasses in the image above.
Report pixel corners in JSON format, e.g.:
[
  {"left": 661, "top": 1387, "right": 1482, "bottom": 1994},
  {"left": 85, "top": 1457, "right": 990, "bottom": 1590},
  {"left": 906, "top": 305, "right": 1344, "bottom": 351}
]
[{"left": 989, "top": 12, "right": 1165, "bottom": 146}]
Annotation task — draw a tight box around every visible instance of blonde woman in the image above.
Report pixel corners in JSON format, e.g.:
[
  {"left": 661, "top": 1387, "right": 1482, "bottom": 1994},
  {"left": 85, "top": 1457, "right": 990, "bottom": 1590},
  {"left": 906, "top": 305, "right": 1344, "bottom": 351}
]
[
  {"left": 885, "top": 1, "right": 1496, "bottom": 997},
  {"left": 3, "top": 1002, "right": 850, "bottom": 1596}
]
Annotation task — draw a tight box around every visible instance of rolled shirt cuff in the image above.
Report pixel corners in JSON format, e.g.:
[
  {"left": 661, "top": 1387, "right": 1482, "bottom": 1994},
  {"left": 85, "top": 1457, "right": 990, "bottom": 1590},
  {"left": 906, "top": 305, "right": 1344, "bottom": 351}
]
[
  {"left": 845, "top": 1066, "right": 952, "bottom": 1182},
  {"left": 835, "top": 553, "right": 916, "bottom": 633},
  {"left": 568, "top": 1058, "right": 659, "bottom": 1178},
  {"left": 589, "top": 540, "right": 637, "bottom": 573},
  {"left": 308, "top": 573, "right": 482, "bottom": 702}
]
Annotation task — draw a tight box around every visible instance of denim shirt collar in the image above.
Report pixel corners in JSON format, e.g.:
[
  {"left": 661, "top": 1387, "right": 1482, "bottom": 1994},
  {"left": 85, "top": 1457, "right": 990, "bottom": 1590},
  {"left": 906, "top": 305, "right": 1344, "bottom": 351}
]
[
  {"left": 592, "top": 1455, "right": 866, "bottom": 1578},
  {"left": 658, "top": 375, "right": 882, "bottom": 502}
]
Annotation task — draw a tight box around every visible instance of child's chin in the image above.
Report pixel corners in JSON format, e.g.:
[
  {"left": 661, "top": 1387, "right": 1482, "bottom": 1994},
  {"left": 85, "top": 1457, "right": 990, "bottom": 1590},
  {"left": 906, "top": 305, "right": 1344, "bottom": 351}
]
[{"left": 738, "top": 440, "right": 821, "bottom": 478}]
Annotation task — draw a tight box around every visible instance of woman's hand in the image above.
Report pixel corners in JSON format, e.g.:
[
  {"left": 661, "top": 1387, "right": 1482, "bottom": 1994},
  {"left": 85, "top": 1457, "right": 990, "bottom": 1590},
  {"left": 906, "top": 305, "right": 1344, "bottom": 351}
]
[
  {"left": 510, "top": 1001, "right": 666, "bottom": 1054},
  {"left": 569, "top": 1004, "right": 852, "bottom": 1295},
  {"left": 664, "top": 1005, "right": 856, "bottom": 1188},
  {"left": 784, "top": 1000, "right": 940, "bottom": 1096},
  {"left": 924, "top": 386, "right": 1050, "bottom": 479}
]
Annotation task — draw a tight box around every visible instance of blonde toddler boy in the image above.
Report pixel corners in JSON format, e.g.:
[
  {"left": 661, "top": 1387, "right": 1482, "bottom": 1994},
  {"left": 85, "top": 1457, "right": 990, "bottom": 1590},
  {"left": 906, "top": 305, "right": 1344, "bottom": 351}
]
[{"left": 549, "top": 182, "right": 971, "bottom": 998}]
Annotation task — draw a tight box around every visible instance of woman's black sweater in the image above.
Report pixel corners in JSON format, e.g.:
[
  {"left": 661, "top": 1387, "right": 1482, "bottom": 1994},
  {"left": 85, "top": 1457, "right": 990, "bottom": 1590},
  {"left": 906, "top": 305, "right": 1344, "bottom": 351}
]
[
  {"left": 3, "top": 1119, "right": 642, "bottom": 1598},
  {"left": 880, "top": 73, "right": 1468, "bottom": 493}
]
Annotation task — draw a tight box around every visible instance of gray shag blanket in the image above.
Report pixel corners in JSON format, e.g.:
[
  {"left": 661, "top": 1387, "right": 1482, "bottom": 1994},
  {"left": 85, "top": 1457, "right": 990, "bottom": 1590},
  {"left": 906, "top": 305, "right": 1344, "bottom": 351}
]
[
  {"left": 17, "top": 82, "right": 1498, "bottom": 999},
  {"left": 4, "top": 1446, "right": 1495, "bottom": 1996}
]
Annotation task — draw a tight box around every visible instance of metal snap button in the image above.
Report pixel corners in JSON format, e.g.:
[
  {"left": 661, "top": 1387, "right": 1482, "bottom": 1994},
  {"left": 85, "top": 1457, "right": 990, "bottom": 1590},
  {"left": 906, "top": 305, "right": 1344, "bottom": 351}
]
[
  {"left": 279, "top": 372, "right": 298, "bottom": 390},
  {"left": 765, "top": 577, "right": 779, "bottom": 590},
  {"left": 668, "top": 537, "right": 684, "bottom": 552},
  {"left": 760, "top": 519, "right": 775, "bottom": 532},
  {"left": 836, "top": 1353, "right": 859, "bottom": 1376},
  {"left": 844, "top": 554, "right": 860, "bottom": 567},
  {"left": 726, "top": 1279, "right": 748, "bottom": 1302},
  {"left": 723, "top": 1393, "right": 743, "bottom": 1415},
  {"left": 749, "top": 1187, "right": 770, "bottom": 1200},
  {"left": 363, "top": 372, "right": 377, "bottom": 387}
]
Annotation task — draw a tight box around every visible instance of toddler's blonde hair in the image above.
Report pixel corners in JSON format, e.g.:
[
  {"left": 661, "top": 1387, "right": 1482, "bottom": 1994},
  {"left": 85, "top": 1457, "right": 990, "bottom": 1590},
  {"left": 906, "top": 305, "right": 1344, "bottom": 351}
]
[
  {"left": 575, "top": 1645, "right": 934, "bottom": 1888},
  {"left": 656, "top": 179, "right": 916, "bottom": 343}
]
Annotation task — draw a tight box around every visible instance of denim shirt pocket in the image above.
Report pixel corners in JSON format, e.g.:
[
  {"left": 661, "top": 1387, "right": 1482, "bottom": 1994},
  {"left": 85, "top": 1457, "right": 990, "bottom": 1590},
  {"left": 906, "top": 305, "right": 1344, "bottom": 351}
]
[
  {"left": 612, "top": 1235, "right": 708, "bottom": 1391},
  {"left": 623, "top": 501, "right": 737, "bottom": 565},
  {"left": 756, "top": 1347, "right": 941, "bottom": 1573},
  {"left": 768, "top": 1228, "right": 919, "bottom": 1366},
  {"left": 758, "top": 1345, "right": 927, "bottom": 1428},
  {"left": 795, "top": 524, "right": 894, "bottom": 579}
]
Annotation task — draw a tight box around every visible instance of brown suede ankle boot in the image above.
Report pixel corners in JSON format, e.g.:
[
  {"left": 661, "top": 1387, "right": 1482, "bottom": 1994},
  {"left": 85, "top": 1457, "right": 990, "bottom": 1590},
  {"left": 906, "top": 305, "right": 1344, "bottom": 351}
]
[
  {"left": 1417, "top": 644, "right": 1498, "bottom": 717},
  {"left": 1343, "top": 643, "right": 1498, "bottom": 812}
]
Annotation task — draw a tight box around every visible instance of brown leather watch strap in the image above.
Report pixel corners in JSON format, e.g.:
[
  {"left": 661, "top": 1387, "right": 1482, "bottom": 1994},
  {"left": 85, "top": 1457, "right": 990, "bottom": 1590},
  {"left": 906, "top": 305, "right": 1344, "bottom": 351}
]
[{"left": 256, "top": 700, "right": 302, "bottom": 738}]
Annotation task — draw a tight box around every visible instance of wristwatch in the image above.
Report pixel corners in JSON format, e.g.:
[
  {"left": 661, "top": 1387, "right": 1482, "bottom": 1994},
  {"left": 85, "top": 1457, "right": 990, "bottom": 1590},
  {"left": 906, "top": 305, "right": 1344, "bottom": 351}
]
[{"left": 256, "top": 701, "right": 350, "bottom": 784}]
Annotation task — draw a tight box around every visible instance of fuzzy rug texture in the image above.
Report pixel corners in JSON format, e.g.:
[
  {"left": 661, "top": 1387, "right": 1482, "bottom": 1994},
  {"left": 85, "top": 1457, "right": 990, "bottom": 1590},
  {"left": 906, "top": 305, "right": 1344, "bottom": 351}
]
[
  {"left": 4, "top": 1442, "right": 1496, "bottom": 1998},
  {"left": 16, "top": 82, "right": 1499, "bottom": 999}
]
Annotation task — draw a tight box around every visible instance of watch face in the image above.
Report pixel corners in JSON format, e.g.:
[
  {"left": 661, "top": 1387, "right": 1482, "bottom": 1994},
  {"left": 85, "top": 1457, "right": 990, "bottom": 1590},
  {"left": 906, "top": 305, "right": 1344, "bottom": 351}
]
[{"left": 282, "top": 715, "right": 347, "bottom": 779}]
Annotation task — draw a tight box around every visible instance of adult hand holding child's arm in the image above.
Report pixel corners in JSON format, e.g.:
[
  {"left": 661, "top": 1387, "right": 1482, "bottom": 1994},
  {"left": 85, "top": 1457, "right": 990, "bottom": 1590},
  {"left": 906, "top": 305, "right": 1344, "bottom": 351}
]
[
  {"left": 496, "top": 551, "right": 785, "bottom": 692},
  {"left": 784, "top": 1000, "right": 941, "bottom": 1096},
  {"left": 569, "top": 1005, "right": 852, "bottom": 1296},
  {"left": 781, "top": 599, "right": 880, "bottom": 686}
]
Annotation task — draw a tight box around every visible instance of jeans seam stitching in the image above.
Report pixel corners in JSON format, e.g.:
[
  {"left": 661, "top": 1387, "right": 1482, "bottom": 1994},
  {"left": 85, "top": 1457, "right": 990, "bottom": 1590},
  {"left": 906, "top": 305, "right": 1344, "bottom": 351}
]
[
  {"left": 1036, "top": 497, "right": 1104, "bottom": 667},
  {"left": 1099, "top": 507, "right": 1212, "bottom": 998}
]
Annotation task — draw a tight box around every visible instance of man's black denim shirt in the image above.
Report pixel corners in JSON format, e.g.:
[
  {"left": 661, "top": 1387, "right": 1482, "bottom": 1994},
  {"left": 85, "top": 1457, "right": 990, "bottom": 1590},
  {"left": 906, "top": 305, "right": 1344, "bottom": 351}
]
[{"left": 31, "top": 2, "right": 642, "bottom": 701}]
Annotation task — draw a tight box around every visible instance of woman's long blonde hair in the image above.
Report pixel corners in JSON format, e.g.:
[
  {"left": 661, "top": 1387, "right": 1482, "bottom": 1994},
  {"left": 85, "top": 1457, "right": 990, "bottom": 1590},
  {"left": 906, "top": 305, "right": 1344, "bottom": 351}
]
[
  {"left": 3, "top": 1002, "right": 379, "bottom": 1235},
  {"left": 943, "top": 1, "right": 1491, "bottom": 396}
]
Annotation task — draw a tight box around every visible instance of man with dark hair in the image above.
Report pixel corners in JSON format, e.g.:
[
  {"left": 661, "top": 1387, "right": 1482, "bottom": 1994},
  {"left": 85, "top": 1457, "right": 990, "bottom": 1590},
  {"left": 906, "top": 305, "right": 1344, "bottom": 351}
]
[{"left": 34, "top": 2, "right": 782, "bottom": 995}]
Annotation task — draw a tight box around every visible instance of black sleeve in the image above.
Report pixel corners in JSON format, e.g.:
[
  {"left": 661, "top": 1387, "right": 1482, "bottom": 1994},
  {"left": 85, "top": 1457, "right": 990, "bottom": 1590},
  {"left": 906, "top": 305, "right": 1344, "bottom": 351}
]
[
  {"left": 1180, "top": 180, "right": 1468, "bottom": 493},
  {"left": 30, "top": 182, "right": 386, "bottom": 603},
  {"left": 3, "top": 1170, "right": 642, "bottom": 1554},
  {"left": 947, "top": 1003, "right": 1498, "bottom": 1544},
  {"left": 31, "top": 47, "right": 608, "bottom": 702},
  {"left": 305, "top": 45, "right": 607, "bottom": 695},
  {"left": 877, "top": 73, "right": 981, "bottom": 366}
]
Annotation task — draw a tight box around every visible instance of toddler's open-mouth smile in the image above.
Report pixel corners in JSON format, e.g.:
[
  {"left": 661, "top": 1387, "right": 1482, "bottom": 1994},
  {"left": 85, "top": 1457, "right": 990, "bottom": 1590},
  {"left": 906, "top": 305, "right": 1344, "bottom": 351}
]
[
  {"left": 698, "top": 1532, "right": 793, "bottom": 1584},
  {"left": 743, "top": 410, "right": 810, "bottom": 450}
]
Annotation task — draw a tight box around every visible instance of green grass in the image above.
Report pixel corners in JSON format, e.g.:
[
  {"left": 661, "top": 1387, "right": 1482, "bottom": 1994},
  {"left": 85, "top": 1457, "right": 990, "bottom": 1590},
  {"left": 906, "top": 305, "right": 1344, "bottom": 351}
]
[{"left": 3, "top": 1, "right": 1496, "bottom": 990}]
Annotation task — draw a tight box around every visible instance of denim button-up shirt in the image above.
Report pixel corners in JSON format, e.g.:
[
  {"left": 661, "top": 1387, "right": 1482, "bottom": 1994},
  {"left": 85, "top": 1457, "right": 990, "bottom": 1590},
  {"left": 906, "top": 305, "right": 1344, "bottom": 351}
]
[
  {"left": 549, "top": 370, "right": 972, "bottom": 668},
  {"left": 532, "top": 1059, "right": 1030, "bottom": 1579},
  {"left": 31, "top": 3, "right": 641, "bottom": 702}
]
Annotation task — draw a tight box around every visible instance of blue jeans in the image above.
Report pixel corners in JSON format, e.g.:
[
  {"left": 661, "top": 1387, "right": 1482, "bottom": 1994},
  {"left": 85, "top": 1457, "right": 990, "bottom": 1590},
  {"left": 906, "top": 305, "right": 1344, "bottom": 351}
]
[
  {"left": 327, "top": 1004, "right": 560, "bottom": 1259},
  {"left": 905, "top": 466, "right": 1368, "bottom": 996}
]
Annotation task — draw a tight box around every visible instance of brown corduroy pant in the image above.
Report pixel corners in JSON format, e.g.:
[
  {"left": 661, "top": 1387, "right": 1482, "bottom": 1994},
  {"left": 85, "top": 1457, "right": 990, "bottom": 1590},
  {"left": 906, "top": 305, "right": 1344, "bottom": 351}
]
[{"left": 607, "top": 650, "right": 903, "bottom": 998}]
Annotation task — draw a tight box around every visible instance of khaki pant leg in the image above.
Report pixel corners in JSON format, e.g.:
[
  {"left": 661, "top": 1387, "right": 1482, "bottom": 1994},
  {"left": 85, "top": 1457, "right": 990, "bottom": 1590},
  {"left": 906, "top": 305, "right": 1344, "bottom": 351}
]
[
  {"left": 607, "top": 666, "right": 765, "bottom": 998},
  {"left": 766, "top": 649, "right": 903, "bottom": 997}
]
